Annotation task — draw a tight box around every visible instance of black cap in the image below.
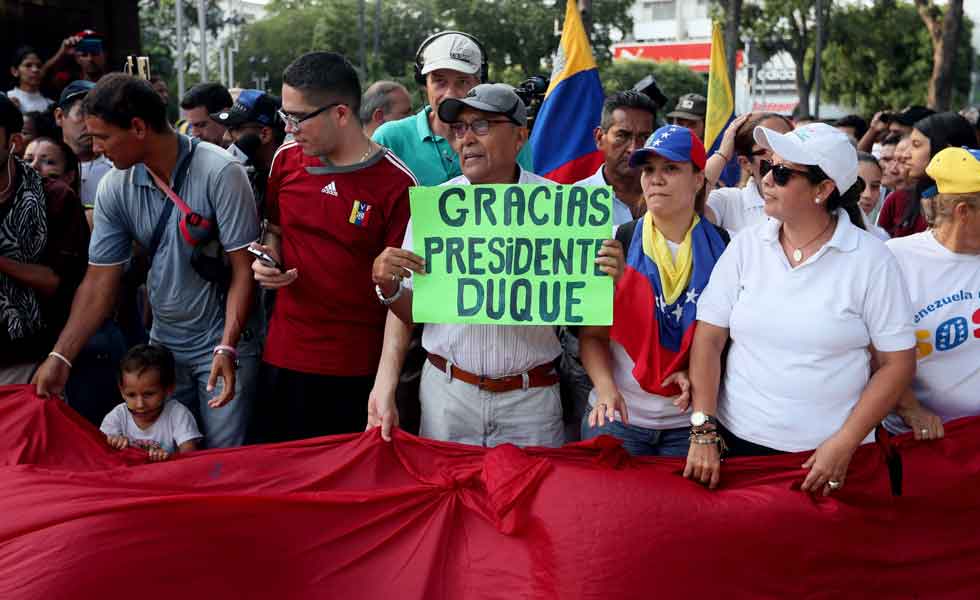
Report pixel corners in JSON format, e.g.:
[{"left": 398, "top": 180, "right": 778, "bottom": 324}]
[
  {"left": 896, "top": 105, "right": 935, "bottom": 127},
  {"left": 211, "top": 89, "right": 282, "bottom": 128},
  {"left": 59, "top": 80, "right": 96, "bottom": 109}
]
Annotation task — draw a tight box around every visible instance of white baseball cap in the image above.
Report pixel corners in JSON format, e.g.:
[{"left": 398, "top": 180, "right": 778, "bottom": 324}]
[
  {"left": 419, "top": 33, "right": 483, "bottom": 77},
  {"left": 754, "top": 122, "right": 858, "bottom": 193}
]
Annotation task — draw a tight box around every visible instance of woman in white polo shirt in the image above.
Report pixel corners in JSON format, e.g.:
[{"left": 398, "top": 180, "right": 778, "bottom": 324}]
[
  {"left": 684, "top": 123, "right": 916, "bottom": 494},
  {"left": 883, "top": 147, "right": 980, "bottom": 439}
]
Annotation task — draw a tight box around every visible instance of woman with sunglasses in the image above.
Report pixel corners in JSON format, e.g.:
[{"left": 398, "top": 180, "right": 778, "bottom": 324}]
[
  {"left": 580, "top": 125, "right": 729, "bottom": 455},
  {"left": 684, "top": 123, "right": 916, "bottom": 494},
  {"left": 878, "top": 112, "right": 977, "bottom": 237}
]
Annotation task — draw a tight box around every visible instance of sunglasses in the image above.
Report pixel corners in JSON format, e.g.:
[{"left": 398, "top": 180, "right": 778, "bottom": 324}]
[{"left": 759, "top": 160, "right": 816, "bottom": 186}]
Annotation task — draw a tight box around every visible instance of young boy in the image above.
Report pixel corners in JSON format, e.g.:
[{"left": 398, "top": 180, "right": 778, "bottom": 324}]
[{"left": 100, "top": 344, "right": 203, "bottom": 461}]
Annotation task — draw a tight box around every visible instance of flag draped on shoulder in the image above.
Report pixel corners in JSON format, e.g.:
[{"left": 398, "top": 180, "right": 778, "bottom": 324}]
[
  {"left": 610, "top": 215, "right": 727, "bottom": 396},
  {"left": 529, "top": 0, "right": 605, "bottom": 183},
  {"left": 704, "top": 21, "right": 739, "bottom": 187}
]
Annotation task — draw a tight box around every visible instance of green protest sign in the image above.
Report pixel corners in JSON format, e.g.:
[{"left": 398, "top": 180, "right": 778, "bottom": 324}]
[{"left": 409, "top": 184, "right": 614, "bottom": 326}]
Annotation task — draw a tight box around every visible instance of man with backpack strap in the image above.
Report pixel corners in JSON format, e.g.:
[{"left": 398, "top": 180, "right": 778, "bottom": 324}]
[{"left": 33, "top": 74, "right": 261, "bottom": 448}]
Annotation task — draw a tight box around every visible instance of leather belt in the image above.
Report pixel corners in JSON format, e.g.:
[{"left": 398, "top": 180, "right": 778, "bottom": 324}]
[{"left": 427, "top": 354, "right": 559, "bottom": 393}]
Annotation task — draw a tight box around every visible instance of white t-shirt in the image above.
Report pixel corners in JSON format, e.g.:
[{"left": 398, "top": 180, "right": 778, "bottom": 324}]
[
  {"left": 862, "top": 210, "right": 890, "bottom": 241},
  {"left": 883, "top": 231, "right": 980, "bottom": 433},
  {"left": 587, "top": 340, "right": 689, "bottom": 430},
  {"left": 100, "top": 400, "right": 202, "bottom": 453},
  {"left": 80, "top": 155, "right": 114, "bottom": 209},
  {"left": 6, "top": 88, "right": 54, "bottom": 113},
  {"left": 706, "top": 178, "right": 768, "bottom": 234},
  {"left": 697, "top": 209, "right": 915, "bottom": 452},
  {"left": 575, "top": 165, "right": 636, "bottom": 226}
]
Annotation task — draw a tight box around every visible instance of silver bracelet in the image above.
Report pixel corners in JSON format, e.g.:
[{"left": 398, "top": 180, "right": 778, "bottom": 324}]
[
  {"left": 375, "top": 283, "right": 404, "bottom": 306},
  {"left": 48, "top": 351, "right": 73, "bottom": 369}
]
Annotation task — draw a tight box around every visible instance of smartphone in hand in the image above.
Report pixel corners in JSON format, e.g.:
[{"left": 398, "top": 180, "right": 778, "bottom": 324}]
[{"left": 247, "top": 246, "right": 286, "bottom": 273}]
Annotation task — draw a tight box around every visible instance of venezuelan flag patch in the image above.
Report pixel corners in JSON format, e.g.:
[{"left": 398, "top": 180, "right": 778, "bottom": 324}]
[{"left": 349, "top": 200, "right": 372, "bottom": 226}]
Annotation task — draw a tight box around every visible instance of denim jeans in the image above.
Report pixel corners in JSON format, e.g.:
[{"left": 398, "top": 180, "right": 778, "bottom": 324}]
[
  {"left": 581, "top": 416, "right": 690, "bottom": 457},
  {"left": 172, "top": 352, "right": 258, "bottom": 448}
]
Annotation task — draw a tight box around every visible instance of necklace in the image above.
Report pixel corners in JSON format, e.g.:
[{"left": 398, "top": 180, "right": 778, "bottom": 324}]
[
  {"left": 784, "top": 216, "right": 835, "bottom": 263},
  {"left": 358, "top": 141, "right": 375, "bottom": 163}
]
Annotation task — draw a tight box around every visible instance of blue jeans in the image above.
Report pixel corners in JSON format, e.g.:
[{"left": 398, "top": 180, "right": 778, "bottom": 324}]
[
  {"left": 172, "top": 352, "right": 258, "bottom": 448},
  {"left": 581, "top": 416, "right": 690, "bottom": 457}
]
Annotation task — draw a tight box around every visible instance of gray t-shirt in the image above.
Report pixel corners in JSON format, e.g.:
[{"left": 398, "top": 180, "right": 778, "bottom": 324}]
[
  {"left": 88, "top": 136, "right": 260, "bottom": 361},
  {"left": 99, "top": 400, "right": 202, "bottom": 453}
]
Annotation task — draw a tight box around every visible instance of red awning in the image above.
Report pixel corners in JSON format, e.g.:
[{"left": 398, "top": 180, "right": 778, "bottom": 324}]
[{"left": 612, "top": 42, "right": 744, "bottom": 72}]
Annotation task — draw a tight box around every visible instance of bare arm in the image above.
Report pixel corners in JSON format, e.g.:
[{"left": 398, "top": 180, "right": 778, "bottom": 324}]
[
  {"left": 366, "top": 310, "right": 415, "bottom": 441},
  {"left": 206, "top": 248, "right": 256, "bottom": 408},
  {"left": 0, "top": 256, "right": 59, "bottom": 297},
  {"left": 177, "top": 439, "right": 201, "bottom": 453},
  {"left": 800, "top": 347, "right": 916, "bottom": 494},
  {"left": 683, "top": 321, "right": 730, "bottom": 488},
  {"left": 579, "top": 326, "right": 627, "bottom": 426}
]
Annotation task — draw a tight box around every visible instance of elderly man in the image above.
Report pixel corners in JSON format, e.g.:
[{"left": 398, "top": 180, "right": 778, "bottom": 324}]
[
  {"left": 361, "top": 81, "right": 413, "bottom": 138},
  {"left": 367, "top": 84, "right": 622, "bottom": 448},
  {"left": 373, "top": 31, "right": 532, "bottom": 186}
]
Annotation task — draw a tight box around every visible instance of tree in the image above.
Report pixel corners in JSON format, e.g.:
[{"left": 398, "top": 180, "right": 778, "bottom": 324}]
[
  {"left": 914, "top": 0, "right": 965, "bottom": 110},
  {"left": 598, "top": 60, "right": 708, "bottom": 115},
  {"left": 139, "top": 0, "right": 228, "bottom": 86},
  {"left": 820, "top": 1, "right": 973, "bottom": 115},
  {"left": 712, "top": 0, "right": 743, "bottom": 88},
  {"left": 741, "top": 0, "right": 832, "bottom": 119},
  {"left": 236, "top": 0, "right": 633, "bottom": 96}
]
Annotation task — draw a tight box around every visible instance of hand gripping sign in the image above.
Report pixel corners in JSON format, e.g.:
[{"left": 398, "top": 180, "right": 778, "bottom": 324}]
[{"left": 409, "top": 184, "right": 614, "bottom": 326}]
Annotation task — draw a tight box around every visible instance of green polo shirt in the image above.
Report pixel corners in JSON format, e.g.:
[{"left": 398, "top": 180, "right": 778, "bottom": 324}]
[{"left": 372, "top": 106, "right": 534, "bottom": 186}]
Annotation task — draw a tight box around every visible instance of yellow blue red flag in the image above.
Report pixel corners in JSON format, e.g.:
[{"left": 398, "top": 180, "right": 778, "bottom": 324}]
[
  {"left": 529, "top": 0, "right": 605, "bottom": 183},
  {"left": 705, "top": 21, "right": 739, "bottom": 186}
]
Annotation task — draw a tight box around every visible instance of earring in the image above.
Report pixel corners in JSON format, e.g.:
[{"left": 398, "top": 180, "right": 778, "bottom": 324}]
[{"left": 814, "top": 196, "right": 822, "bottom": 204}]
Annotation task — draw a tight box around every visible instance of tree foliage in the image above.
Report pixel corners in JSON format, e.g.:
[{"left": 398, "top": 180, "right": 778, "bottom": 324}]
[
  {"left": 235, "top": 0, "right": 633, "bottom": 95},
  {"left": 820, "top": 0, "right": 973, "bottom": 114},
  {"left": 598, "top": 61, "right": 707, "bottom": 117},
  {"left": 740, "top": 0, "right": 831, "bottom": 119},
  {"left": 139, "top": 0, "right": 229, "bottom": 88}
]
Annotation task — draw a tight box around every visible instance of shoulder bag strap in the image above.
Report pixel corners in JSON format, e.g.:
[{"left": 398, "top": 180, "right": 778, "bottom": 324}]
[{"left": 147, "top": 138, "right": 199, "bottom": 256}]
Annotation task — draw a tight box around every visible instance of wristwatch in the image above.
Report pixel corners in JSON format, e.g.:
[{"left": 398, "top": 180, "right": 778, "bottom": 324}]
[{"left": 690, "top": 411, "right": 717, "bottom": 427}]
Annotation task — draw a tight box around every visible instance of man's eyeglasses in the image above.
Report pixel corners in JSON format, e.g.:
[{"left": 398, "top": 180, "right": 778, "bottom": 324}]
[
  {"left": 449, "top": 118, "right": 514, "bottom": 139},
  {"left": 277, "top": 102, "right": 345, "bottom": 130},
  {"left": 759, "top": 160, "right": 816, "bottom": 186}
]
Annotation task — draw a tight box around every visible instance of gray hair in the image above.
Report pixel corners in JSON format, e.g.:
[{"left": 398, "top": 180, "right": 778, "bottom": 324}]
[{"left": 360, "top": 80, "right": 409, "bottom": 123}]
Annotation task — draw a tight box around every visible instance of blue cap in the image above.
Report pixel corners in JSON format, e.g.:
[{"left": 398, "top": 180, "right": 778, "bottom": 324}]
[
  {"left": 628, "top": 124, "right": 707, "bottom": 169},
  {"left": 211, "top": 89, "right": 282, "bottom": 128},
  {"left": 58, "top": 80, "right": 96, "bottom": 109}
]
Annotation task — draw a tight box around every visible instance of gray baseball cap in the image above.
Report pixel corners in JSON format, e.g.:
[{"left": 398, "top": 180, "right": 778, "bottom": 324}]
[
  {"left": 437, "top": 83, "right": 527, "bottom": 127},
  {"left": 666, "top": 93, "right": 707, "bottom": 121}
]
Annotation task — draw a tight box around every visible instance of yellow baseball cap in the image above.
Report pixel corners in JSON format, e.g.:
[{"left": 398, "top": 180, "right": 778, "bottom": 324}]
[{"left": 926, "top": 147, "right": 980, "bottom": 194}]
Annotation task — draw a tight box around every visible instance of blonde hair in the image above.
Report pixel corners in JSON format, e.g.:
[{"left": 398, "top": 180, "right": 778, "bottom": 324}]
[{"left": 932, "top": 192, "right": 980, "bottom": 227}]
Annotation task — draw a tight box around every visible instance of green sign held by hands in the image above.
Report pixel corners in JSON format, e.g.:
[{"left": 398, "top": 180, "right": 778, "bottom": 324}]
[{"left": 409, "top": 183, "right": 614, "bottom": 326}]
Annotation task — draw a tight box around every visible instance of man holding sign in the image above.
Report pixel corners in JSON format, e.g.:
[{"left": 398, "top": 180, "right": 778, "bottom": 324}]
[{"left": 368, "top": 84, "right": 623, "bottom": 448}]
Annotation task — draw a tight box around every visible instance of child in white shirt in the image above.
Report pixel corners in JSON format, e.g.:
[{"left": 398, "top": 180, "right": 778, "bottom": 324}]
[{"left": 100, "top": 344, "right": 202, "bottom": 461}]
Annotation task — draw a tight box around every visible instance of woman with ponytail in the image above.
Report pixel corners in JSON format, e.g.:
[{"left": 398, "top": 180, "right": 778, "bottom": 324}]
[
  {"left": 683, "top": 123, "right": 916, "bottom": 495},
  {"left": 878, "top": 112, "right": 976, "bottom": 237}
]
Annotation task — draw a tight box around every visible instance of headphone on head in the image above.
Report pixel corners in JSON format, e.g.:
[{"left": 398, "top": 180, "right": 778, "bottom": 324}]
[{"left": 414, "top": 31, "right": 488, "bottom": 85}]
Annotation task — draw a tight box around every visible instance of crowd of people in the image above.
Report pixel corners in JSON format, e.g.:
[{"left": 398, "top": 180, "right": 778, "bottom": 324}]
[{"left": 2, "top": 28, "right": 979, "bottom": 496}]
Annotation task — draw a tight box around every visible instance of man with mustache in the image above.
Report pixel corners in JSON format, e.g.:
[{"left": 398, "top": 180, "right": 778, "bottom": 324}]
[{"left": 54, "top": 80, "right": 112, "bottom": 227}]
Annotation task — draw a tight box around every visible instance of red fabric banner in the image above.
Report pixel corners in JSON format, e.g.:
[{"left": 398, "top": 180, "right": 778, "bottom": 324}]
[{"left": 1, "top": 384, "right": 978, "bottom": 599}]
